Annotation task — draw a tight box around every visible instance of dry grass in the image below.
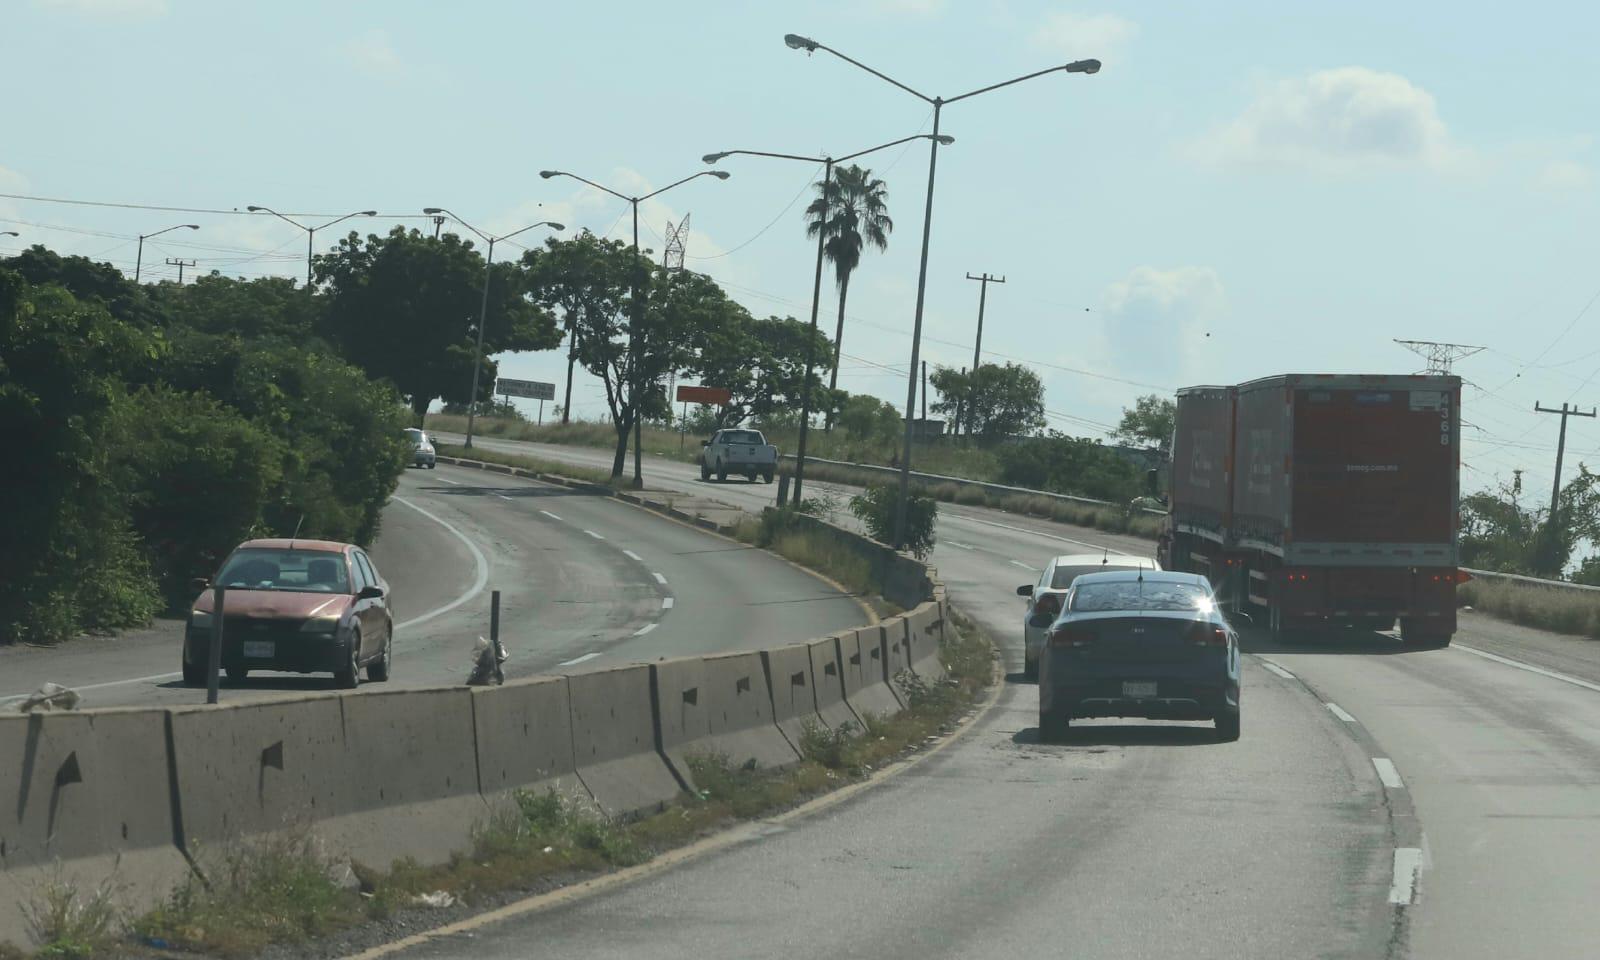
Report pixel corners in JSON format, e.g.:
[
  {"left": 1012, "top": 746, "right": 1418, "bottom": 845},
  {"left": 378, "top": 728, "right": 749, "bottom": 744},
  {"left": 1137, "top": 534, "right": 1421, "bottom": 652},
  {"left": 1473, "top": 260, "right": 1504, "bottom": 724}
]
[
  {"left": 20, "top": 871, "right": 123, "bottom": 959},
  {"left": 1459, "top": 578, "right": 1600, "bottom": 638}
]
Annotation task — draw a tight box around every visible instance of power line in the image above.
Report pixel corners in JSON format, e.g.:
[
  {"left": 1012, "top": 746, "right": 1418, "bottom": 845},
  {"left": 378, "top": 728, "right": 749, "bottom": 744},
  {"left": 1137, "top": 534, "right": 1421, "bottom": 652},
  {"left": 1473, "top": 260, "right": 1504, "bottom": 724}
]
[{"left": 0, "top": 191, "right": 427, "bottom": 220}]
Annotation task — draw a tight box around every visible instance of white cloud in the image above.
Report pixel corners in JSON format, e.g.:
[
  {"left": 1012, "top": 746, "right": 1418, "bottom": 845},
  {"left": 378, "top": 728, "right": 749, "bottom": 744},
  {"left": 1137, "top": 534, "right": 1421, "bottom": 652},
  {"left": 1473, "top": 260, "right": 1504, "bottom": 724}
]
[
  {"left": 1535, "top": 159, "right": 1594, "bottom": 192},
  {"left": 344, "top": 28, "right": 403, "bottom": 78},
  {"left": 33, "top": 0, "right": 167, "bottom": 19},
  {"left": 1031, "top": 10, "right": 1138, "bottom": 61},
  {"left": 1192, "top": 67, "right": 1467, "bottom": 173},
  {"left": 1099, "top": 265, "right": 1226, "bottom": 385}
]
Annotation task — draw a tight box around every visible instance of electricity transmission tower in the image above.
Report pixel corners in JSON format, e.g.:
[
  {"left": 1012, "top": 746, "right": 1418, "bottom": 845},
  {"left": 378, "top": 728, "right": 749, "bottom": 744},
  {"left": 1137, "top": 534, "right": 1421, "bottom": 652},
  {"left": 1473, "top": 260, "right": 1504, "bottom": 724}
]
[
  {"left": 663, "top": 214, "right": 690, "bottom": 271},
  {"left": 1393, "top": 339, "right": 1485, "bottom": 375}
]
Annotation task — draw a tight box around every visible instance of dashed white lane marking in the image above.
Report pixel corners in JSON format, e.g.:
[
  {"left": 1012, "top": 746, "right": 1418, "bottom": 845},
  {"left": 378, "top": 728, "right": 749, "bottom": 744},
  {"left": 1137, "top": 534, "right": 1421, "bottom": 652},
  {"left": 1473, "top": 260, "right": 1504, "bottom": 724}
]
[
  {"left": 1009, "top": 560, "right": 1036, "bottom": 570},
  {"left": 1258, "top": 659, "right": 1296, "bottom": 680},
  {"left": 496, "top": 494, "right": 514, "bottom": 501},
  {"left": 662, "top": 597, "right": 675, "bottom": 610},
  {"left": 1390, "top": 847, "right": 1423, "bottom": 905},
  {"left": 942, "top": 540, "right": 974, "bottom": 550},
  {"left": 584, "top": 529, "right": 605, "bottom": 540},
  {"left": 436, "top": 477, "right": 462, "bottom": 485},
  {"left": 1455, "top": 643, "right": 1600, "bottom": 695},
  {"left": 623, "top": 550, "right": 644, "bottom": 562},
  {"left": 633, "top": 623, "right": 658, "bottom": 637},
  {"left": 559, "top": 652, "right": 602, "bottom": 666},
  {"left": 540, "top": 510, "right": 563, "bottom": 521},
  {"left": 1325, "top": 702, "right": 1358, "bottom": 723},
  {"left": 652, "top": 572, "right": 668, "bottom": 586},
  {"left": 1372, "top": 758, "right": 1405, "bottom": 790}
]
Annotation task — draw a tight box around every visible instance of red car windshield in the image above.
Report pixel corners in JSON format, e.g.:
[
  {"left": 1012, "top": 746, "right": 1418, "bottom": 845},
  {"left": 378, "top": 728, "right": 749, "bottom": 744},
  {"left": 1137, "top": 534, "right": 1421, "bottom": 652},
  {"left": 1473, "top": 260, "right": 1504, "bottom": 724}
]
[{"left": 217, "top": 548, "right": 349, "bottom": 593}]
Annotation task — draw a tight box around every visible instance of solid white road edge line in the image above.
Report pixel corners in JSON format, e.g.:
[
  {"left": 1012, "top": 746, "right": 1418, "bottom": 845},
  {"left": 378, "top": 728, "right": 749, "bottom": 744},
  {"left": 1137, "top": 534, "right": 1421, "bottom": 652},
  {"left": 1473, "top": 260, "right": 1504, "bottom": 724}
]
[
  {"left": 1325, "top": 702, "right": 1358, "bottom": 723},
  {"left": 652, "top": 572, "right": 668, "bottom": 586},
  {"left": 942, "top": 540, "right": 974, "bottom": 550},
  {"left": 1390, "top": 847, "right": 1423, "bottom": 905},
  {"left": 662, "top": 597, "right": 675, "bottom": 610},
  {"left": 1372, "top": 757, "right": 1405, "bottom": 790},
  {"left": 558, "top": 652, "right": 602, "bottom": 666},
  {"left": 584, "top": 529, "right": 605, "bottom": 540},
  {"left": 540, "top": 510, "right": 563, "bottom": 521},
  {"left": 633, "top": 623, "right": 658, "bottom": 637},
  {"left": 0, "top": 494, "right": 493, "bottom": 704},
  {"left": 496, "top": 494, "right": 514, "bottom": 501},
  {"left": 1258, "top": 659, "right": 1296, "bottom": 680},
  {"left": 623, "top": 550, "right": 644, "bottom": 562},
  {"left": 1008, "top": 560, "right": 1035, "bottom": 570},
  {"left": 435, "top": 477, "right": 462, "bottom": 485},
  {"left": 1454, "top": 643, "right": 1600, "bottom": 694}
]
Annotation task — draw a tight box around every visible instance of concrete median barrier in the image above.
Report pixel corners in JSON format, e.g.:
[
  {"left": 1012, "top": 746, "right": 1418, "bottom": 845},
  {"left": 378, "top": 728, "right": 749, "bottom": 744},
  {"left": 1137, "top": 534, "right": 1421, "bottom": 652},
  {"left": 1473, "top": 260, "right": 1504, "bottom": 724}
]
[
  {"left": 839, "top": 627, "right": 905, "bottom": 721},
  {"left": 762, "top": 644, "right": 822, "bottom": 753},
  {"left": 880, "top": 615, "right": 914, "bottom": 703},
  {"left": 808, "top": 636, "right": 862, "bottom": 731},
  {"left": 331, "top": 687, "right": 488, "bottom": 867},
  {"left": 472, "top": 677, "right": 595, "bottom": 814},
  {"left": 0, "top": 709, "right": 188, "bottom": 950},
  {"left": 905, "top": 601, "right": 947, "bottom": 682},
  {"left": 655, "top": 653, "right": 798, "bottom": 788},
  {"left": 566, "top": 665, "right": 685, "bottom": 819}
]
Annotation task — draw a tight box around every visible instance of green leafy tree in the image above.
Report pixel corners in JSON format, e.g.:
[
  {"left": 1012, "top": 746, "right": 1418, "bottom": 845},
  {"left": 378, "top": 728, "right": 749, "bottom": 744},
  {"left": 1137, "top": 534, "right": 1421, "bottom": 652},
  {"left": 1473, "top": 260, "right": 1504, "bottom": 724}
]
[
  {"left": 1, "top": 243, "right": 159, "bottom": 326},
  {"left": 996, "top": 432, "right": 1141, "bottom": 501},
  {"left": 683, "top": 312, "right": 832, "bottom": 431},
  {"left": 316, "top": 226, "right": 560, "bottom": 421},
  {"left": 152, "top": 272, "right": 320, "bottom": 342},
  {"left": 849, "top": 485, "right": 937, "bottom": 559},
  {"left": 1111, "top": 394, "right": 1177, "bottom": 451},
  {"left": 837, "top": 393, "right": 902, "bottom": 448},
  {"left": 931, "top": 362, "right": 1045, "bottom": 442},
  {"left": 805, "top": 164, "right": 892, "bottom": 429}
]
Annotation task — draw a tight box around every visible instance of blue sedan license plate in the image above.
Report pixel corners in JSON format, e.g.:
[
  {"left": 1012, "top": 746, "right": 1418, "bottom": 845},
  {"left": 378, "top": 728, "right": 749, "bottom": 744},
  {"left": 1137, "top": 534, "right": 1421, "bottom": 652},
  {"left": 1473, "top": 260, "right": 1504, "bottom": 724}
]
[
  {"left": 242, "top": 640, "right": 275, "bottom": 658},
  {"left": 1123, "top": 681, "right": 1157, "bottom": 698}
]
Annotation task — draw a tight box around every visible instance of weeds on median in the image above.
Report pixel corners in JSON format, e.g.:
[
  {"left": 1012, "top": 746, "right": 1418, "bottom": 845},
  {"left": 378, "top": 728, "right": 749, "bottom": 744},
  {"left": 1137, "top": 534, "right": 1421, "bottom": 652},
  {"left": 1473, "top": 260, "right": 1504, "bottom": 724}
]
[{"left": 21, "top": 872, "right": 123, "bottom": 960}]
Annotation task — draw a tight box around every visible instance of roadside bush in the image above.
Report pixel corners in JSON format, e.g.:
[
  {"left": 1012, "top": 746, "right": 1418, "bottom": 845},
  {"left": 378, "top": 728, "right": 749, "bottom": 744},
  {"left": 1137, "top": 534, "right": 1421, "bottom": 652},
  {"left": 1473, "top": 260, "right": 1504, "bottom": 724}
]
[
  {"left": 997, "top": 433, "right": 1139, "bottom": 502},
  {"left": 849, "top": 484, "right": 937, "bottom": 559}
]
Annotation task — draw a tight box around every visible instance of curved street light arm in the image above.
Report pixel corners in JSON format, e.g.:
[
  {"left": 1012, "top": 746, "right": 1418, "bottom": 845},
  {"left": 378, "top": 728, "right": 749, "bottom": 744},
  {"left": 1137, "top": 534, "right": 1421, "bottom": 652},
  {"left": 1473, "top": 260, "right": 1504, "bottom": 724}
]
[
  {"left": 637, "top": 169, "right": 730, "bottom": 203},
  {"left": 245, "top": 205, "right": 309, "bottom": 233},
  {"left": 539, "top": 171, "right": 633, "bottom": 205},
  {"left": 836, "top": 132, "right": 951, "bottom": 163},
  {"left": 944, "top": 60, "right": 1101, "bottom": 105},
  {"left": 422, "top": 207, "right": 491, "bottom": 244},
  {"left": 793, "top": 37, "right": 934, "bottom": 104}
]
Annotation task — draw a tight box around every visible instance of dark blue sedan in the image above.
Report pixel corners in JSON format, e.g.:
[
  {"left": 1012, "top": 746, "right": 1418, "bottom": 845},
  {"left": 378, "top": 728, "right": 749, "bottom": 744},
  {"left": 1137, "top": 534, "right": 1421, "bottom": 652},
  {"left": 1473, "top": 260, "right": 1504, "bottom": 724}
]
[{"left": 1038, "top": 569, "right": 1241, "bottom": 742}]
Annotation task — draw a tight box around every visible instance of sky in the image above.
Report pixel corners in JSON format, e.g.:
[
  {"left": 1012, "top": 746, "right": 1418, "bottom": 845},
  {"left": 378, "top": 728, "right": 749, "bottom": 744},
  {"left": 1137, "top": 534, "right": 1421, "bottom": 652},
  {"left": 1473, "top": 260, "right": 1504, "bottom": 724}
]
[{"left": 4, "top": 0, "right": 1599, "bottom": 504}]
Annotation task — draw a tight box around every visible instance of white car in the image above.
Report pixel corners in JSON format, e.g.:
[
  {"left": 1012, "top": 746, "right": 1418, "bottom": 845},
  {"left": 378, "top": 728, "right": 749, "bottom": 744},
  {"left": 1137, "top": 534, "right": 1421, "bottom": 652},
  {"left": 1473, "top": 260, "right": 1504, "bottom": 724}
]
[
  {"left": 405, "top": 428, "right": 437, "bottom": 469},
  {"left": 1016, "top": 552, "right": 1159, "bottom": 680}
]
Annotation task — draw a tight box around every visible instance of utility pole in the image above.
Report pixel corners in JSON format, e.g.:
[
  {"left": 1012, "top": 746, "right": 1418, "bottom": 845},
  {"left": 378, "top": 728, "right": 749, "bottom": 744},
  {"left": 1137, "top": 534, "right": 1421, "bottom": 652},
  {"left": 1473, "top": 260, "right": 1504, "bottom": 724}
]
[
  {"left": 1534, "top": 401, "right": 1597, "bottom": 571},
  {"left": 965, "top": 272, "right": 1005, "bottom": 436},
  {"left": 165, "top": 257, "right": 195, "bottom": 284},
  {"left": 920, "top": 359, "right": 928, "bottom": 425},
  {"left": 431, "top": 215, "right": 446, "bottom": 240},
  {"left": 953, "top": 365, "right": 966, "bottom": 439}
]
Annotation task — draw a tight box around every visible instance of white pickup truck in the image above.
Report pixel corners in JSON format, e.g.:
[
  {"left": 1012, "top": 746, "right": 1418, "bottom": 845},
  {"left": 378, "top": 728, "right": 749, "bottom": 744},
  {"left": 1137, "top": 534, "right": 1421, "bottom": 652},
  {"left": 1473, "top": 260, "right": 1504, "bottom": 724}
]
[{"left": 700, "top": 428, "right": 778, "bottom": 483}]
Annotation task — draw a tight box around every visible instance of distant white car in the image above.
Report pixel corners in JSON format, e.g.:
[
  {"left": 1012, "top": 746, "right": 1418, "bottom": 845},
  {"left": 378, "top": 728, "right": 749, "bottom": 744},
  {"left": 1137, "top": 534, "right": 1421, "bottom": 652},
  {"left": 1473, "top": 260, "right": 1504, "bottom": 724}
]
[
  {"left": 405, "top": 428, "right": 437, "bottom": 469},
  {"left": 1016, "top": 552, "right": 1159, "bottom": 680},
  {"left": 700, "top": 428, "right": 777, "bottom": 483}
]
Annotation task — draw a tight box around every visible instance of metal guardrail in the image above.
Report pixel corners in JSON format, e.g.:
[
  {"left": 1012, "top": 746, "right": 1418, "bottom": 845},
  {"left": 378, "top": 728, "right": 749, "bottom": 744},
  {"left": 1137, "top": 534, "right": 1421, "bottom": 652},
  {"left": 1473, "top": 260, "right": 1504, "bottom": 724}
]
[
  {"left": 1462, "top": 568, "right": 1600, "bottom": 594},
  {"left": 781, "top": 453, "right": 1120, "bottom": 509}
]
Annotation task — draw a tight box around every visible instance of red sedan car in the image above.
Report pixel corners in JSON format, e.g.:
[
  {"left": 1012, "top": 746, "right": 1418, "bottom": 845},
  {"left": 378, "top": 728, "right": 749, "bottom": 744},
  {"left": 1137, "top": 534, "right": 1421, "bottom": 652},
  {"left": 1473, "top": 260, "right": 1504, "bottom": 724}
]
[{"left": 184, "top": 538, "right": 394, "bottom": 689}]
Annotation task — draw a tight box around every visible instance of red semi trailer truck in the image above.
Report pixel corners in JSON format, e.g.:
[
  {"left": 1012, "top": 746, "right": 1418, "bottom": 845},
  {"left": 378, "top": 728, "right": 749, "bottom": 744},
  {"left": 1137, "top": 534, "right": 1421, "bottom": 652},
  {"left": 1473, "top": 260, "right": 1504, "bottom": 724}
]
[{"left": 1154, "top": 374, "right": 1466, "bottom": 647}]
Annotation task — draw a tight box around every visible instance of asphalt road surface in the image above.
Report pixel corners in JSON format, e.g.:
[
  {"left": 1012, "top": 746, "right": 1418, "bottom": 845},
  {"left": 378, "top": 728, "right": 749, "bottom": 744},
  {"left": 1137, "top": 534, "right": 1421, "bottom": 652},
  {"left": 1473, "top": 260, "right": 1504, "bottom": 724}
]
[
  {"left": 0, "top": 463, "right": 865, "bottom": 709},
  {"left": 399, "top": 433, "right": 1600, "bottom": 960}
]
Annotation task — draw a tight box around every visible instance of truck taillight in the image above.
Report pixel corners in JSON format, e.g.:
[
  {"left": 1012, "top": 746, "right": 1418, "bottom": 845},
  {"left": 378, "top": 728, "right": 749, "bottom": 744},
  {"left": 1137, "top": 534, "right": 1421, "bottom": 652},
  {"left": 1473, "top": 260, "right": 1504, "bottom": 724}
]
[
  {"left": 1454, "top": 570, "right": 1473, "bottom": 584},
  {"left": 1283, "top": 571, "right": 1310, "bottom": 583},
  {"left": 1051, "top": 628, "right": 1095, "bottom": 648}
]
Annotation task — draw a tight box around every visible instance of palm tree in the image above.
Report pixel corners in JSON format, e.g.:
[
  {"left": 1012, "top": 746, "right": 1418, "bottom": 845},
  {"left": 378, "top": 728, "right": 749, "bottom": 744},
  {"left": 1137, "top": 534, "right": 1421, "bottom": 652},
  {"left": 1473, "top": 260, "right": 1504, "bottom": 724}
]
[{"left": 804, "top": 164, "right": 892, "bottom": 429}]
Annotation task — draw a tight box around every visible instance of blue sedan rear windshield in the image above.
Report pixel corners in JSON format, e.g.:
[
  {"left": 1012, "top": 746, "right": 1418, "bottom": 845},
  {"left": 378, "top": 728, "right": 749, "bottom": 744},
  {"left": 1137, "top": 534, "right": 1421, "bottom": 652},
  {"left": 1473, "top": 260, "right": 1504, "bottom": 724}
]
[{"left": 1071, "top": 581, "right": 1211, "bottom": 612}]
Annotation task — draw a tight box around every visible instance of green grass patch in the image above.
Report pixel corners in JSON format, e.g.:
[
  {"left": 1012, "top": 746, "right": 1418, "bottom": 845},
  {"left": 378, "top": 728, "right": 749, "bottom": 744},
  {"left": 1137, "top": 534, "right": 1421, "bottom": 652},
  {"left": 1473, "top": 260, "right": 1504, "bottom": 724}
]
[{"left": 1459, "top": 577, "right": 1600, "bottom": 638}]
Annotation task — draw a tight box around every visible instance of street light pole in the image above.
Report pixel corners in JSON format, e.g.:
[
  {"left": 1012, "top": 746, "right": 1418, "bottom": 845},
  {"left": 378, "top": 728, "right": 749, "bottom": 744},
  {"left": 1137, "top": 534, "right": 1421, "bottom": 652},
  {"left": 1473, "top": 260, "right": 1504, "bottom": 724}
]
[
  {"left": 538, "top": 169, "right": 730, "bottom": 488},
  {"left": 783, "top": 33, "right": 1100, "bottom": 548},
  {"left": 703, "top": 132, "right": 950, "bottom": 506},
  {"left": 423, "top": 208, "right": 564, "bottom": 448},
  {"left": 246, "top": 206, "right": 377, "bottom": 288},
  {"left": 135, "top": 223, "right": 199, "bottom": 283}
]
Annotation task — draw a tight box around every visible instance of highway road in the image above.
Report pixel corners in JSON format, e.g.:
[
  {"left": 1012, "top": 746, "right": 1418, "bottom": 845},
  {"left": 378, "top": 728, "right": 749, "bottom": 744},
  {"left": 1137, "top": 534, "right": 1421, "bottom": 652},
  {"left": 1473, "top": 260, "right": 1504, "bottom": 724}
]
[
  {"left": 401, "top": 433, "right": 1600, "bottom": 960},
  {"left": 0, "top": 462, "right": 866, "bottom": 710}
]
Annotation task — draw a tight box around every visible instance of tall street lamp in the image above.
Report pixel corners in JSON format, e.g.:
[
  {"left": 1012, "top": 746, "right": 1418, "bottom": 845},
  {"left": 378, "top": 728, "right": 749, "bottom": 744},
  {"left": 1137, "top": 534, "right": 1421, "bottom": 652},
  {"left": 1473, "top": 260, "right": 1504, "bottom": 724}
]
[
  {"left": 538, "top": 168, "right": 730, "bottom": 488},
  {"left": 135, "top": 223, "right": 198, "bottom": 283},
  {"left": 784, "top": 33, "right": 1099, "bottom": 548},
  {"left": 423, "top": 208, "right": 565, "bottom": 449},
  {"left": 246, "top": 205, "right": 377, "bottom": 288},
  {"left": 703, "top": 132, "right": 953, "bottom": 506}
]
